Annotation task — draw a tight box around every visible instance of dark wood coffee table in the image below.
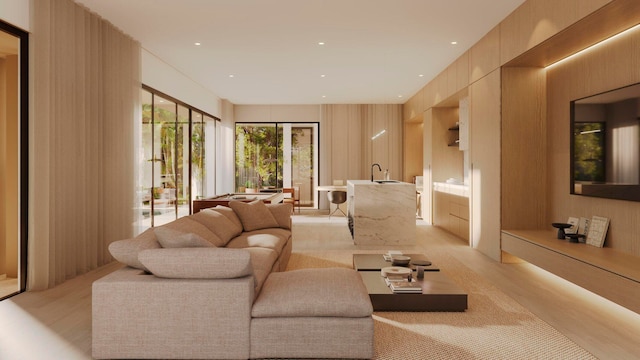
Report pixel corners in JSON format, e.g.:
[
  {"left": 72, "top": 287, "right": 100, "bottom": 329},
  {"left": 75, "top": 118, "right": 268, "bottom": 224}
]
[{"left": 353, "top": 254, "right": 467, "bottom": 312}]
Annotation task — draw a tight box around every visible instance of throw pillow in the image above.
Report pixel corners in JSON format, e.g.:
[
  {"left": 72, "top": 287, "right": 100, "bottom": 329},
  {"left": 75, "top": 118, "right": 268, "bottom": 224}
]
[
  {"left": 208, "top": 205, "right": 244, "bottom": 234},
  {"left": 161, "top": 216, "right": 225, "bottom": 247},
  {"left": 190, "top": 209, "right": 242, "bottom": 246},
  {"left": 229, "top": 200, "right": 279, "bottom": 232},
  {"left": 108, "top": 228, "right": 161, "bottom": 270},
  {"left": 266, "top": 203, "right": 292, "bottom": 229},
  {"left": 154, "top": 226, "right": 215, "bottom": 248},
  {"left": 138, "top": 248, "right": 253, "bottom": 279}
]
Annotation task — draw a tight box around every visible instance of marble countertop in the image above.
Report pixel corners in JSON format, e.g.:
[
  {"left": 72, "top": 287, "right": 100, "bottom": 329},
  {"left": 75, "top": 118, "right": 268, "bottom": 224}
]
[{"left": 433, "top": 182, "right": 469, "bottom": 197}]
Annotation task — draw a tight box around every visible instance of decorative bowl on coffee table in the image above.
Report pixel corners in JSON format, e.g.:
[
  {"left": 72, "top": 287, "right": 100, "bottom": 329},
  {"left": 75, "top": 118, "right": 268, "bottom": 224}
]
[{"left": 391, "top": 255, "right": 411, "bottom": 267}]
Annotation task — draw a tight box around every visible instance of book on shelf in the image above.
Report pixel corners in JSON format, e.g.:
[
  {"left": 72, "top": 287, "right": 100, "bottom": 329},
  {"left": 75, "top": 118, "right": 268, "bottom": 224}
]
[{"left": 586, "top": 216, "right": 609, "bottom": 248}]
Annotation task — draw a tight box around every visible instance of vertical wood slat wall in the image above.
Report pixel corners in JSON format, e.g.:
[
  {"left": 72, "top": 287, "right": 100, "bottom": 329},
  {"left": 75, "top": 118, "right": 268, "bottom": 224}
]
[
  {"left": 31, "top": 0, "right": 141, "bottom": 290},
  {"left": 402, "top": 0, "right": 639, "bottom": 261}
]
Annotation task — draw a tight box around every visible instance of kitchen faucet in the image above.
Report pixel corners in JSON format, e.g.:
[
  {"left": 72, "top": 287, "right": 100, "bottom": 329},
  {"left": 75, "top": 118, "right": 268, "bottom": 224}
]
[{"left": 371, "top": 163, "right": 382, "bottom": 181}]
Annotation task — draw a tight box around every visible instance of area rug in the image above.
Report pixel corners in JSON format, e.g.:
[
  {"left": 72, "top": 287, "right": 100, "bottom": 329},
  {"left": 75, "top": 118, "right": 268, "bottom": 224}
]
[{"left": 286, "top": 250, "right": 596, "bottom": 360}]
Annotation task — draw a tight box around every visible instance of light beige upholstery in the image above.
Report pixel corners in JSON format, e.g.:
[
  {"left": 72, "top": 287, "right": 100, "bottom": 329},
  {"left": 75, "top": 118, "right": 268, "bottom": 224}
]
[
  {"left": 138, "top": 248, "right": 253, "bottom": 279},
  {"left": 229, "top": 200, "right": 280, "bottom": 231},
  {"left": 93, "top": 203, "right": 373, "bottom": 359},
  {"left": 92, "top": 267, "right": 254, "bottom": 360},
  {"left": 251, "top": 268, "right": 374, "bottom": 359}
]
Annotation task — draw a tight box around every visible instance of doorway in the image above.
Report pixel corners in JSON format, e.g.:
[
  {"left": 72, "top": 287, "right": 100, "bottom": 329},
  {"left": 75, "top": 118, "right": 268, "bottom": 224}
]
[
  {"left": 235, "top": 123, "right": 319, "bottom": 208},
  {"left": 0, "top": 20, "right": 28, "bottom": 300}
]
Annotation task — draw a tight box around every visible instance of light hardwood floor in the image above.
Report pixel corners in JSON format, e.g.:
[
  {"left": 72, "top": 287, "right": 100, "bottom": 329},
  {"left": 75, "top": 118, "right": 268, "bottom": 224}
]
[{"left": 1, "top": 214, "right": 639, "bottom": 359}]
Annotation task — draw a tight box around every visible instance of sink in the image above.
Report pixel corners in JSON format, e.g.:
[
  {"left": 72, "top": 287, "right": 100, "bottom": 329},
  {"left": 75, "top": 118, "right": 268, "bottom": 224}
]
[{"left": 374, "top": 180, "right": 400, "bottom": 184}]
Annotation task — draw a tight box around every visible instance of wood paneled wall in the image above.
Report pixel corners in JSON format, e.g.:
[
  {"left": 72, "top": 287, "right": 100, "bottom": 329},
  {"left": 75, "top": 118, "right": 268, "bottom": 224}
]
[
  {"left": 469, "top": 70, "right": 502, "bottom": 261},
  {"left": 546, "top": 25, "right": 640, "bottom": 256},
  {"left": 403, "top": 0, "right": 640, "bottom": 261},
  {"left": 499, "top": 0, "right": 611, "bottom": 65},
  {"left": 501, "top": 67, "right": 547, "bottom": 230}
]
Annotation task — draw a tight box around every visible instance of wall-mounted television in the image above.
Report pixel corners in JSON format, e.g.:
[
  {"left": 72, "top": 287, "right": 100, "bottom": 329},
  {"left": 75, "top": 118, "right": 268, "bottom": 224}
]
[{"left": 570, "top": 82, "right": 640, "bottom": 202}]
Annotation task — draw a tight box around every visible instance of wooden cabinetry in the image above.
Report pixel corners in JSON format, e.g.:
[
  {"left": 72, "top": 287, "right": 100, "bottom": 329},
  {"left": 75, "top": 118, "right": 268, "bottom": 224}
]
[
  {"left": 434, "top": 190, "right": 469, "bottom": 242},
  {"left": 502, "top": 230, "right": 640, "bottom": 314}
]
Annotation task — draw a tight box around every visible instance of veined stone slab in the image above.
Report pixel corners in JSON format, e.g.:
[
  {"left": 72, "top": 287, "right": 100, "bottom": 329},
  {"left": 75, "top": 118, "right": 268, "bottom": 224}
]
[{"left": 347, "top": 180, "right": 416, "bottom": 245}]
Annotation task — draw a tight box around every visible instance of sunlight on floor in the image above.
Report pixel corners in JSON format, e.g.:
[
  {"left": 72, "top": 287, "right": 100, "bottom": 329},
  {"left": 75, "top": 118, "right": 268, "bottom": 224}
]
[{"left": 0, "top": 300, "right": 89, "bottom": 359}]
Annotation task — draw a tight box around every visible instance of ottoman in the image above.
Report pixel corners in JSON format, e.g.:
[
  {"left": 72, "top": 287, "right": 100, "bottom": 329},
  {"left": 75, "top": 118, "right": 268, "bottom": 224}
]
[{"left": 250, "top": 268, "right": 374, "bottom": 359}]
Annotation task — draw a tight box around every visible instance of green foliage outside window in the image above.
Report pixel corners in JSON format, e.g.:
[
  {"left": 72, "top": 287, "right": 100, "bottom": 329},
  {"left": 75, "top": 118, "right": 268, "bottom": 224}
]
[{"left": 574, "top": 122, "right": 605, "bottom": 182}]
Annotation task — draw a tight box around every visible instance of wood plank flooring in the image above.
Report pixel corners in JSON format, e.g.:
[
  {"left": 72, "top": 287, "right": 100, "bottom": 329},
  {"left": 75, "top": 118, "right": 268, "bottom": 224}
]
[{"left": 1, "top": 215, "right": 639, "bottom": 359}]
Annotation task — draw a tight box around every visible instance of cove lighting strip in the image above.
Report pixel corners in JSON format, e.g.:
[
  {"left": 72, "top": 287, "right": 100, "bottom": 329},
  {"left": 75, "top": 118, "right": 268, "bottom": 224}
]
[
  {"left": 546, "top": 23, "right": 640, "bottom": 69},
  {"left": 371, "top": 129, "right": 386, "bottom": 140}
]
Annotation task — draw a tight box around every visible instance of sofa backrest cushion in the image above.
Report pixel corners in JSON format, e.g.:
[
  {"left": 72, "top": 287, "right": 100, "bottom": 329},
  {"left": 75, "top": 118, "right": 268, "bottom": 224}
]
[
  {"left": 229, "top": 200, "right": 279, "bottom": 232},
  {"left": 154, "top": 227, "right": 215, "bottom": 249},
  {"left": 160, "top": 216, "right": 225, "bottom": 247},
  {"left": 138, "top": 248, "right": 253, "bottom": 279},
  {"left": 190, "top": 209, "right": 242, "bottom": 246},
  {"left": 208, "top": 205, "right": 244, "bottom": 233},
  {"left": 265, "top": 203, "right": 293, "bottom": 230},
  {"left": 108, "top": 228, "right": 160, "bottom": 271}
]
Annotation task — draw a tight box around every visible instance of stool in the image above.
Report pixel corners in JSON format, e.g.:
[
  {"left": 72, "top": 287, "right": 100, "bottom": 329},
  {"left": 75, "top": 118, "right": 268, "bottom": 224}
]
[{"left": 250, "top": 268, "right": 374, "bottom": 359}]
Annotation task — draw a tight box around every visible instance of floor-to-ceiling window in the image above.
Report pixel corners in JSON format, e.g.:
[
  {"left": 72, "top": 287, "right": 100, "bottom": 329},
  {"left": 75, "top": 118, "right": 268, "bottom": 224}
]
[
  {"left": 137, "top": 87, "right": 218, "bottom": 232},
  {"left": 0, "top": 20, "right": 28, "bottom": 300},
  {"left": 235, "top": 122, "right": 318, "bottom": 208}
]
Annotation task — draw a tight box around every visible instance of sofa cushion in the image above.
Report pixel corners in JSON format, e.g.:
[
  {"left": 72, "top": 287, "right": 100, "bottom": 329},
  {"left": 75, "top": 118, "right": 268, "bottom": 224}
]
[
  {"left": 138, "top": 248, "right": 253, "bottom": 279},
  {"left": 189, "top": 209, "right": 242, "bottom": 246},
  {"left": 266, "top": 203, "right": 293, "bottom": 230},
  {"left": 154, "top": 227, "right": 215, "bottom": 249},
  {"left": 244, "top": 247, "right": 279, "bottom": 295},
  {"left": 160, "top": 216, "right": 224, "bottom": 247},
  {"left": 229, "top": 200, "right": 279, "bottom": 231},
  {"left": 226, "top": 228, "right": 290, "bottom": 255},
  {"left": 108, "top": 228, "right": 160, "bottom": 270},
  {"left": 209, "top": 205, "right": 244, "bottom": 234},
  {"left": 252, "top": 268, "right": 373, "bottom": 318}
]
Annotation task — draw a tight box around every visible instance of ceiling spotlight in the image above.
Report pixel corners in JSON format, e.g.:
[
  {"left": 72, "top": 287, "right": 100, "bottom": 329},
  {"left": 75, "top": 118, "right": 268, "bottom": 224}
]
[
  {"left": 451, "top": 41, "right": 458, "bottom": 45},
  {"left": 320, "top": 74, "right": 326, "bottom": 78},
  {"left": 194, "top": 42, "right": 201, "bottom": 46},
  {"left": 318, "top": 42, "right": 325, "bottom": 45},
  {"left": 229, "top": 74, "right": 235, "bottom": 78},
  {"left": 418, "top": 74, "right": 424, "bottom": 77},
  {"left": 398, "top": 95, "right": 403, "bottom": 98}
]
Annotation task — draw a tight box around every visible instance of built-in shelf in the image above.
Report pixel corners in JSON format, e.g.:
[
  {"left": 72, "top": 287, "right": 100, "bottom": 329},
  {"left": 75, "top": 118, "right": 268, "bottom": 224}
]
[
  {"left": 501, "top": 229, "right": 640, "bottom": 314},
  {"left": 448, "top": 126, "right": 460, "bottom": 146}
]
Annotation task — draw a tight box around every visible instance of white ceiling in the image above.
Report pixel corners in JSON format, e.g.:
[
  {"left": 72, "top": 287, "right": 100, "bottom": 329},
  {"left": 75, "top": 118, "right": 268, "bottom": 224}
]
[{"left": 75, "top": 0, "right": 525, "bottom": 105}]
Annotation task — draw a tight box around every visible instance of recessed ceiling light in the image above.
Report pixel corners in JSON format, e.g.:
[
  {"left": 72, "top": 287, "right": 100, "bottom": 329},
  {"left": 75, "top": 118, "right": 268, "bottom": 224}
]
[
  {"left": 194, "top": 42, "right": 201, "bottom": 46},
  {"left": 398, "top": 95, "right": 403, "bottom": 98},
  {"left": 451, "top": 41, "right": 458, "bottom": 45},
  {"left": 318, "top": 42, "right": 325, "bottom": 45},
  {"left": 229, "top": 74, "right": 235, "bottom": 78},
  {"left": 418, "top": 74, "right": 424, "bottom": 77},
  {"left": 322, "top": 95, "right": 326, "bottom": 98},
  {"left": 320, "top": 74, "right": 326, "bottom": 78}
]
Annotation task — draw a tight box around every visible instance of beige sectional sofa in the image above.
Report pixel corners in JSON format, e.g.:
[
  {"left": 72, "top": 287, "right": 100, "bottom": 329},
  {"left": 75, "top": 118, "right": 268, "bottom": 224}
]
[{"left": 92, "top": 200, "right": 374, "bottom": 359}]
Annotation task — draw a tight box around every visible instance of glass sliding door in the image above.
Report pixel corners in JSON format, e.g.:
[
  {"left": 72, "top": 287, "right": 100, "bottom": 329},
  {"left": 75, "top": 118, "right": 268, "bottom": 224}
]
[
  {"left": 288, "top": 123, "right": 318, "bottom": 209},
  {"left": 0, "top": 21, "right": 28, "bottom": 300},
  {"left": 137, "top": 87, "right": 218, "bottom": 232},
  {"left": 235, "top": 122, "right": 318, "bottom": 208}
]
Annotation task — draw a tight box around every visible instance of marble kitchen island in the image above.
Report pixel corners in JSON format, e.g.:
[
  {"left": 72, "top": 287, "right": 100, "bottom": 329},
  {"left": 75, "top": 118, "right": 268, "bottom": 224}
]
[{"left": 347, "top": 180, "right": 416, "bottom": 245}]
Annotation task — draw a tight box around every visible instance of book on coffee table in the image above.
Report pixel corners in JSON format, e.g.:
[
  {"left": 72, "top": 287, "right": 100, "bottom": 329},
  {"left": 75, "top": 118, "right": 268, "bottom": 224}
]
[{"left": 389, "top": 281, "right": 422, "bottom": 294}]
